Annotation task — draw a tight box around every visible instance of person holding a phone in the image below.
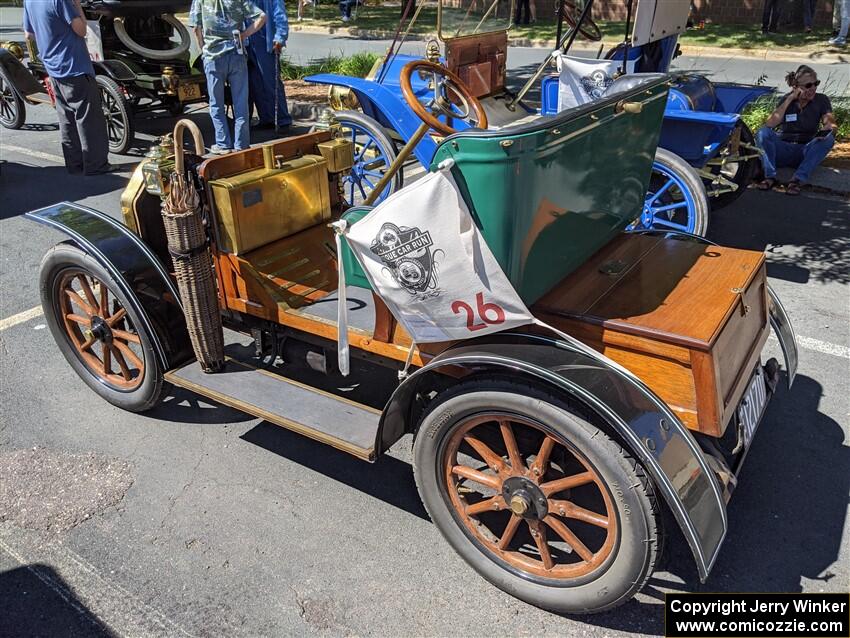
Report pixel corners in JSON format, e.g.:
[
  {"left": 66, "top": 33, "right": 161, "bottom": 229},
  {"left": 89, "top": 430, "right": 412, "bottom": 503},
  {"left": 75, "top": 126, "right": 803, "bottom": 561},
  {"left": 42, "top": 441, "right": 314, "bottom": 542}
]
[
  {"left": 755, "top": 65, "right": 837, "bottom": 195},
  {"left": 189, "top": 0, "right": 266, "bottom": 154}
]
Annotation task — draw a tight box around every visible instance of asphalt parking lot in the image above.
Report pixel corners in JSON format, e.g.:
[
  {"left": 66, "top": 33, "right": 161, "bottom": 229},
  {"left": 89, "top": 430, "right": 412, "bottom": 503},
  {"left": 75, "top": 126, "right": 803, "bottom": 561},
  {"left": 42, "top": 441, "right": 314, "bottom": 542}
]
[{"left": 1, "top": 101, "right": 849, "bottom": 637}]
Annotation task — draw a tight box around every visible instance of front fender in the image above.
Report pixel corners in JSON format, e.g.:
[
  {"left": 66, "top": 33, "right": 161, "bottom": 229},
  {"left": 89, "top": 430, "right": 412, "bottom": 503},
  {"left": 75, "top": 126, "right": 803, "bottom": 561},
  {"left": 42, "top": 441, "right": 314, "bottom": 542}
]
[
  {"left": 379, "top": 331, "right": 728, "bottom": 582},
  {"left": 25, "top": 202, "right": 191, "bottom": 370},
  {"left": 304, "top": 73, "right": 438, "bottom": 166},
  {"left": 93, "top": 59, "right": 136, "bottom": 82},
  {"left": 0, "top": 48, "right": 43, "bottom": 97}
]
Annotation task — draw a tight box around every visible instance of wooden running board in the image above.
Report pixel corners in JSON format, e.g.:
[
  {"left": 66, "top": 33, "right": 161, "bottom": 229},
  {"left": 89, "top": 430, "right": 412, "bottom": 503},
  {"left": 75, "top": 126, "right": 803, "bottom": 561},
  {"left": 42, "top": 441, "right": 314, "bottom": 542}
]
[{"left": 165, "top": 357, "right": 381, "bottom": 461}]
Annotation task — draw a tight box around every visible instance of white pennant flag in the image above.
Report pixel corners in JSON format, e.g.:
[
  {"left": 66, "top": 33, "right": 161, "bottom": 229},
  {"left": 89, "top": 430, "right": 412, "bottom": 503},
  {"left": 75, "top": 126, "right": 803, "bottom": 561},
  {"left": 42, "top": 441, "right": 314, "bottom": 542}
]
[{"left": 333, "top": 164, "right": 534, "bottom": 374}]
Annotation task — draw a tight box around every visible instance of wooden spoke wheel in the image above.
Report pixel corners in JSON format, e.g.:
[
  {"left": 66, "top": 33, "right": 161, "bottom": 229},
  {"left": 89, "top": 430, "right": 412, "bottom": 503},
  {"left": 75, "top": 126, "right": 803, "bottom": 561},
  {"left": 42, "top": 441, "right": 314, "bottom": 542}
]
[
  {"left": 443, "top": 414, "right": 617, "bottom": 581},
  {"left": 40, "top": 243, "right": 164, "bottom": 412},
  {"left": 0, "top": 64, "right": 25, "bottom": 130},
  {"left": 413, "top": 378, "right": 662, "bottom": 614},
  {"left": 57, "top": 269, "right": 144, "bottom": 391}
]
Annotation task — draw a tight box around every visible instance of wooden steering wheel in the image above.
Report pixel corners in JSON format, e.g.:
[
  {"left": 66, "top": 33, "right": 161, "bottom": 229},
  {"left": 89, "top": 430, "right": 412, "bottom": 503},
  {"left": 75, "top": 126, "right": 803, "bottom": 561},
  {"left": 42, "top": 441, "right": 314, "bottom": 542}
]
[
  {"left": 560, "top": 1, "right": 602, "bottom": 42},
  {"left": 400, "top": 60, "right": 488, "bottom": 136}
]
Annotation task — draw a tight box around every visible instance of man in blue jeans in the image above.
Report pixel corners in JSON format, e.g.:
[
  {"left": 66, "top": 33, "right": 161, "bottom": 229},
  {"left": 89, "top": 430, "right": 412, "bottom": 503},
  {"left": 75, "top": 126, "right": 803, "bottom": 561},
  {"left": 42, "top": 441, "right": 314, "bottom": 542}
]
[
  {"left": 23, "top": 0, "right": 114, "bottom": 174},
  {"left": 755, "top": 65, "right": 837, "bottom": 195},
  {"left": 189, "top": 0, "right": 266, "bottom": 154},
  {"left": 246, "top": 0, "right": 292, "bottom": 130}
]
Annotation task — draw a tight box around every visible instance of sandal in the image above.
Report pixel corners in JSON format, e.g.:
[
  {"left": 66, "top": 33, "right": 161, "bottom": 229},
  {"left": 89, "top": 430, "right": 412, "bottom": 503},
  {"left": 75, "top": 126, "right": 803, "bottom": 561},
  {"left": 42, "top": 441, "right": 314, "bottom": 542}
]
[
  {"left": 786, "top": 179, "right": 801, "bottom": 196},
  {"left": 757, "top": 177, "right": 776, "bottom": 191}
]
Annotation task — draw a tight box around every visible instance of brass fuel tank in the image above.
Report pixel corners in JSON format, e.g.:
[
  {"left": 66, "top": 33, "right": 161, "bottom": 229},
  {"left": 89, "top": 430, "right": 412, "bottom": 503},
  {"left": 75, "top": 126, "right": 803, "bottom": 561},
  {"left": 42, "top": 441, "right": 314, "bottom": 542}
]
[{"left": 209, "top": 147, "right": 331, "bottom": 255}]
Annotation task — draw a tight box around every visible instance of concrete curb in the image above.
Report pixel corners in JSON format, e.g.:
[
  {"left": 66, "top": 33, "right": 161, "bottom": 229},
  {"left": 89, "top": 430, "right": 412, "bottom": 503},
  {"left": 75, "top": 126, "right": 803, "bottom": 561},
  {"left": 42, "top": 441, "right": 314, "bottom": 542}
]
[
  {"left": 289, "top": 23, "right": 848, "bottom": 63},
  {"left": 781, "top": 165, "right": 850, "bottom": 196}
]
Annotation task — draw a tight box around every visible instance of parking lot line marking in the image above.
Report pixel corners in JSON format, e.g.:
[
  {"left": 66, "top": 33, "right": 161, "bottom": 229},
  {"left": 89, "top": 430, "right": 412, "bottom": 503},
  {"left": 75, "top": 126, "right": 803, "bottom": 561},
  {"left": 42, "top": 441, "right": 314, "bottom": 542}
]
[
  {"left": 2, "top": 143, "right": 66, "bottom": 164},
  {"left": 796, "top": 335, "right": 850, "bottom": 360},
  {"left": 0, "top": 528, "right": 196, "bottom": 637},
  {"left": 0, "top": 538, "right": 101, "bottom": 629},
  {"left": 0, "top": 305, "right": 44, "bottom": 331}
]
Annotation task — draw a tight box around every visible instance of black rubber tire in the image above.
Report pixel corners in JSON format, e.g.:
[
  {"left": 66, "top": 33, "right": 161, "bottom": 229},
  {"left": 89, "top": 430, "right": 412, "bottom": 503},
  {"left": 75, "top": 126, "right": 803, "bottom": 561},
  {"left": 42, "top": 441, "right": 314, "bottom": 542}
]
[
  {"left": 412, "top": 377, "right": 661, "bottom": 614},
  {"left": 40, "top": 243, "right": 164, "bottom": 412},
  {"left": 707, "top": 122, "right": 758, "bottom": 211},
  {"left": 653, "top": 147, "right": 710, "bottom": 237},
  {"left": 0, "top": 64, "right": 26, "bottom": 129},
  {"left": 334, "top": 110, "right": 403, "bottom": 206},
  {"left": 96, "top": 75, "right": 134, "bottom": 155}
]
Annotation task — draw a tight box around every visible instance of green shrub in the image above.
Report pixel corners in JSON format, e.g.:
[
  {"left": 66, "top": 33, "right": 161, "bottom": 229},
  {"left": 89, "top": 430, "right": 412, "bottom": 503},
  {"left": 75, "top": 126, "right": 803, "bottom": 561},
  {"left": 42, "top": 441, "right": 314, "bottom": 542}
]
[
  {"left": 279, "top": 52, "right": 379, "bottom": 80},
  {"left": 742, "top": 94, "right": 849, "bottom": 140},
  {"left": 337, "top": 51, "right": 380, "bottom": 78}
]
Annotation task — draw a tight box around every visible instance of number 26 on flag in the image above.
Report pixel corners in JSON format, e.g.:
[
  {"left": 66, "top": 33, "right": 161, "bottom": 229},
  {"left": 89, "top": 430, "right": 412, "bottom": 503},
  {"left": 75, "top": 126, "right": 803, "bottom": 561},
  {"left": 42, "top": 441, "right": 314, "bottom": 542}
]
[{"left": 451, "top": 292, "right": 506, "bottom": 332}]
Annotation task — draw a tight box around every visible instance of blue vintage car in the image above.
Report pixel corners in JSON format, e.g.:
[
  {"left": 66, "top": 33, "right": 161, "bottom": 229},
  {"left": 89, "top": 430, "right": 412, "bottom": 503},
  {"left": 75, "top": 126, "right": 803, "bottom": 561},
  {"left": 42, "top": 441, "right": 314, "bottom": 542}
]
[{"left": 305, "top": 0, "right": 771, "bottom": 236}]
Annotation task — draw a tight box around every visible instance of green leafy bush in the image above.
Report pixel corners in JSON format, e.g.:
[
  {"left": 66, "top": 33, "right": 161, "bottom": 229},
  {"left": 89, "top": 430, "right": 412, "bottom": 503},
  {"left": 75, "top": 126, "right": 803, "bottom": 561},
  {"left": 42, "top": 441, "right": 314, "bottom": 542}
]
[
  {"left": 279, "top": 52, "right": 379, "bottom": 80},
  {"left": 742, "top": 94, "right": 850, "bottom": 140},
  {"left": 337, "top": 51, "right": 381, "bottom": 78}
]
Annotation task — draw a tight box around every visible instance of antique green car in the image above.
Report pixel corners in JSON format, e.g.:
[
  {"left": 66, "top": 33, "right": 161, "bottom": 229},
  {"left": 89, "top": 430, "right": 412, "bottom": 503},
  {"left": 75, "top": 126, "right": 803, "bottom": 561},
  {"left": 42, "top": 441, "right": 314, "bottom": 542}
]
[{"left": 26, "top": 64, "right": 796, "bottom": 613}]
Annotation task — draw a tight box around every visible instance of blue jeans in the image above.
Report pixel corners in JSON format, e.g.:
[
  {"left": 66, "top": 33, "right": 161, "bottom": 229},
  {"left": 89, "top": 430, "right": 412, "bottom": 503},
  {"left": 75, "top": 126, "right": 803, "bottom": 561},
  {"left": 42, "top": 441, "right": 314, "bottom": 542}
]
[
  {"left": 755, "top": 127, "right": 835, "bottom": 183},
  {"left": 802, "top": 0, "right": 817, "bottom": 28},
  {"left": 246, "top": 32, "right": 292, "bottom": 127},
  {"left": 204, "top": 50, "right": 250, "bottom": 150},
  {"left": 339, "top": 0, "right": 355, "bottom": 18}
]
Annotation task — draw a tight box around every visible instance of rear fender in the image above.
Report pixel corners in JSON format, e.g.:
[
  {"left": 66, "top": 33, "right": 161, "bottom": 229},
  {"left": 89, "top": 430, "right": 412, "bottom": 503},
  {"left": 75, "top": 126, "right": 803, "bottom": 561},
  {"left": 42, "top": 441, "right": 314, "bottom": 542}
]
[
  {"left": 25, "top": 202, "right": 191, "bottom": 370},
  {"left": 660, "top": 110, "right": 740, "bottom": 166},
  {"left": 712, "top": 83, "right": 775, "bottom": 114},
  {"left": 767, "top": 283, "right": 798, "bottom": 388},
  {"left": 379, "top": 332, "right": 728, "bottom": 582},
  {"left": 304, "top": 73, "right": 439, "bottom": 165}
]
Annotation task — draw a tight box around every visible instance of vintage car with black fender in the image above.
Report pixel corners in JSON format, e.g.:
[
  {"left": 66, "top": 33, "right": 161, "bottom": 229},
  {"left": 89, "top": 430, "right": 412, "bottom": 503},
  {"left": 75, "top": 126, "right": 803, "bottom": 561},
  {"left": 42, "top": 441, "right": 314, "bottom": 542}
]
[
  {"left": 0, "top": 0, "right": 206, "bottom": 154},
  {"left": 25, "top": 65, "right": 797, "bottom": 613}
]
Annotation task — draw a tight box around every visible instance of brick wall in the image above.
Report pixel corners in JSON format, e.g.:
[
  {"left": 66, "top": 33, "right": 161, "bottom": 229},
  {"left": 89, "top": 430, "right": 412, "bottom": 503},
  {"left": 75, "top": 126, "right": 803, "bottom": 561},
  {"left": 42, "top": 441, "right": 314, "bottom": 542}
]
[{"left": 593, "top": 0, "right": 836, "bottom": 27}]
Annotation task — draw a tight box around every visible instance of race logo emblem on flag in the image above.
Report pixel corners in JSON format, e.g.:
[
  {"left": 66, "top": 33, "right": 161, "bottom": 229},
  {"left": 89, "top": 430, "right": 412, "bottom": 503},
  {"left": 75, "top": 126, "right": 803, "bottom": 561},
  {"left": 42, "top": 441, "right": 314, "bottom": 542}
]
[
  {"left": 580, "top": 69, "right": 614, "bottom": 99},
  {"left": 369, "top": 222, "right": 441, "bottom": 296}
]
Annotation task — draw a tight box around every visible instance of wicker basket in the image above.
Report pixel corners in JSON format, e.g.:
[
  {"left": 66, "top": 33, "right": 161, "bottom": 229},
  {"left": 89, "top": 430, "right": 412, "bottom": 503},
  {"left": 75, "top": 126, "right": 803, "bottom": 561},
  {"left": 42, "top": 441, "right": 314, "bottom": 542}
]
[{"left": 161, "top": 120, "right": 224, "bottom": 373}]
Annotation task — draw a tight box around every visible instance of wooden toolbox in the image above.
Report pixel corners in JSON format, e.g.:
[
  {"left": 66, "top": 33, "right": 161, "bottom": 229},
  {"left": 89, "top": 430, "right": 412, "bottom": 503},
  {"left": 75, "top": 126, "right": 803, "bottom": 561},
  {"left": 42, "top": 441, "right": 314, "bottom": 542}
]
[{"left": 533, "top": 233, "right": 770, "bottom": 437}]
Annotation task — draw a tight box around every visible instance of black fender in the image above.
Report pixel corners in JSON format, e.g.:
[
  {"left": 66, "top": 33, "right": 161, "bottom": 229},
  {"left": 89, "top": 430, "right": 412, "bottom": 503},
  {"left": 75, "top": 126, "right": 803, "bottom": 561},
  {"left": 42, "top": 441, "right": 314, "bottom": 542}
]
[
  {"left": 629, "top": 229, "right": 798, "bottom": 387},
  {"left": 26, "top": 202, "right": 191, "bottom": 371},
  {"left": 93, "top": 59, "right": 136, "bottom": 82},
  {"left": 0, "top": 48, "right": 43, "bottom": 98},
  {"left": 378, "top": 330, "right": 728, "bottom": 583}
]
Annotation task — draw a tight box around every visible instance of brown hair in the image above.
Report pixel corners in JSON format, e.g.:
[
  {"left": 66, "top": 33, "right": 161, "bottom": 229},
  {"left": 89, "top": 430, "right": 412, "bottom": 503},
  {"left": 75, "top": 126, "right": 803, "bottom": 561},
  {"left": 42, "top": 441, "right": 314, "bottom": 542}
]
[{"left": 785, "top": 64, "right": 818, "bottom": 87}]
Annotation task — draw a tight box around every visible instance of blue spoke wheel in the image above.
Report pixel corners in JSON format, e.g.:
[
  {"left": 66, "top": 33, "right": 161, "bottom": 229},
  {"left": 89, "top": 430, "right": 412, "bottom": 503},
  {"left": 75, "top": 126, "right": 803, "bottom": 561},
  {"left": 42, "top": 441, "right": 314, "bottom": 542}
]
[
  {"left": 629, "top": 148, "right": 709, "bottom": 237},
  {"left": 334, "top": 111, "right": 403, "bottom": 207}
]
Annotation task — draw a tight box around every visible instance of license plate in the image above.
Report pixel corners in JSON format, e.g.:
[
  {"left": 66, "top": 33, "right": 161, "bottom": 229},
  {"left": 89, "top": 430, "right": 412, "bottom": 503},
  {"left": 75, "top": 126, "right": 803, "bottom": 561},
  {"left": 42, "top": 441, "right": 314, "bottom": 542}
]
[
  {"left": 737, "top": 367, "right": 768, "bottom": 449},
  {"left": 178, "top": 82, "right": 201, "bottom": 101}
]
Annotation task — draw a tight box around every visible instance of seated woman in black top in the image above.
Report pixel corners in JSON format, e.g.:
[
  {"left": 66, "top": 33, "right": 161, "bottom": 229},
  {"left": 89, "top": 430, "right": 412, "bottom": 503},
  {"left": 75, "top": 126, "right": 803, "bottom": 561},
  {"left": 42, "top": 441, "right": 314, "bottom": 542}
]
[{"left": 755, "top": 65, "right": 837, "bottom": 195}]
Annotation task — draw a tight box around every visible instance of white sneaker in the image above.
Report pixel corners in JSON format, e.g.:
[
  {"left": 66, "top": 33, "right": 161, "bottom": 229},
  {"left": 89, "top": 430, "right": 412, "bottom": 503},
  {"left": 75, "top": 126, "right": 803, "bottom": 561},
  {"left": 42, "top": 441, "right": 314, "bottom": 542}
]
[
  {"left": 209, "top": 145, "right": 232, "bottom": 155},
  {"left": 828, "top": 36, "right": 847, "bottom": 46},
  {"left": 341, "top": 15, "right": 349, "bottom": 22}
]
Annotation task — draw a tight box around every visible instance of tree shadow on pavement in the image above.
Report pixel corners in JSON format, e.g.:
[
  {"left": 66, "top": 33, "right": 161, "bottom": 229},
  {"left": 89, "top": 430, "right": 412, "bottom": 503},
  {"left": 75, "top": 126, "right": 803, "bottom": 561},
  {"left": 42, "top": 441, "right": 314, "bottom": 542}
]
[
  {"left": 0, "top": 162, "right": 128, "bottom": 221},
  {"left": 0, "top": 563, "right": 116, "bottom": 637},
  {"left": 709, "top": 190, "right": 850, "bottom": 284}
]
